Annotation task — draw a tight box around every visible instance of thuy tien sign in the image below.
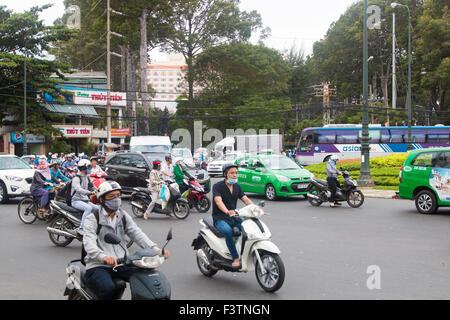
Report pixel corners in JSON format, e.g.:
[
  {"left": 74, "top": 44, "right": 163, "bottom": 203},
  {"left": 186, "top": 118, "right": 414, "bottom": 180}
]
[
  {"left": 52, "top": 125, "right": 93, "bottom": 138},
  {"left": 73, "top": 89, "right": 126, "bottom": 107}
]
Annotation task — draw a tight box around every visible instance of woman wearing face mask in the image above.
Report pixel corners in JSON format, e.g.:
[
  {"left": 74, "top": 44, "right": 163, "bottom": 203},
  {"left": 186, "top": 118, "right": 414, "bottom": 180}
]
[
  {"left": 143, "top": 159, "right": 170, "bottom": 220},
  {"left": 71, "top": 159, "right": 98, "bottom": 235},
  {"left": 211, "top": 164, "right": 253, "bottom": 268}
]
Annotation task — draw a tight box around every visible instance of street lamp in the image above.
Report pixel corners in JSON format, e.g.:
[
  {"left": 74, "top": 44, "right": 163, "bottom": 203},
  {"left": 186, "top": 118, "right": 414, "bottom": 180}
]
[
  {"left": 23, "top": 53, "right": 27, "bottom": 156},
  {"left": 359, "top": 0, "right": 374, "bottom": 187},
  {"left": 391, "top": 2, "right": 412, "bottom": 151}
]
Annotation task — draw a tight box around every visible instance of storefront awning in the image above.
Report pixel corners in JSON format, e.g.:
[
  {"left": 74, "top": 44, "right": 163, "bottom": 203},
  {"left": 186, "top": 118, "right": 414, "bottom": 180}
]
[{"left": 42, "top": 103, "right": 99, "bottom": 117}]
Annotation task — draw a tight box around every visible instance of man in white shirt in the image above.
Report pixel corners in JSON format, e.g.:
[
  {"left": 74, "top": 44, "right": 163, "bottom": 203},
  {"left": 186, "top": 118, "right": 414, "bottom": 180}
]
[{"left": 161, "top": 155, "right": 174, "bottom": 181}]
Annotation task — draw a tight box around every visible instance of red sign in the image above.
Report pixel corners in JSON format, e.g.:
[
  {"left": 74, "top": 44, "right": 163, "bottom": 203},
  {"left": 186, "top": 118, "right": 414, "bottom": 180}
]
[{"left": 111, "top": 128, "right": 130, "bottom": 137}]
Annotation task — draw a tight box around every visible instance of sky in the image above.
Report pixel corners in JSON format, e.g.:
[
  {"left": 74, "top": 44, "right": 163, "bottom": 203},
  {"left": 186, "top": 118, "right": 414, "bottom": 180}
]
[{"left": 2, "top": 0, "right": 358, "bottom": 60}]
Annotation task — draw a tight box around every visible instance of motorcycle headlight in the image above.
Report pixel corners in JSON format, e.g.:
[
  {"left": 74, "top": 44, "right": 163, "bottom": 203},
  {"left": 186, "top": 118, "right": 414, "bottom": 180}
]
[
  {"left": 132, "top": 255, "right": 164, "bottom": 269},
  {"left": 275, "top": 174, "right": 290, "bottom": 182},
  {"left": 5, "top": 176, "right": 23, "bottom": 182}
]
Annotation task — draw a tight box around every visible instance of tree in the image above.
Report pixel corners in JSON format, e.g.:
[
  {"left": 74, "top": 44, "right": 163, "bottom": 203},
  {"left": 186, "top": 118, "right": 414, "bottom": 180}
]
[
  {"left": 0, "top": 5, "right": 73, "bottom": 140},
  {"left": 161, "top": 0, "right": 266, "bottom": 150}
]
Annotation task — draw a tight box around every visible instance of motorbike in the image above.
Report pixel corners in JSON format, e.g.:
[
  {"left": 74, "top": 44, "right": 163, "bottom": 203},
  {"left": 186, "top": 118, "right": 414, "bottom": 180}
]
[
  {"left": 63, "top": 229, "right": 173, "bottom": 300},
  {"left": 18, "top": 181, "right": 67, "bottom": 224},
  {"left": 181, "top": 177, "right": 211, "bottom": 213},
  {"left": 88, "top": 172, "right": 111, "bottom": 204},
  {"left": 130, "top": 179, "right": 190, "bottom": 220},
  {"left": 306, "top": 168, "right": 364, "bottom": 208},
  {"left": 191, "top": 201, "right": 285, "bottom": 292},
  {"left": 45, "top": 200, "right": 134, "bottom": 248}
]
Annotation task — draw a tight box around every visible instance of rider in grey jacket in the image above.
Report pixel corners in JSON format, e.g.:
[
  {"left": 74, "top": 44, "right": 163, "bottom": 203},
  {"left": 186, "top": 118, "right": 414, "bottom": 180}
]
[{"left": 326, "top": 155, "right": 342, "bottom": 207}]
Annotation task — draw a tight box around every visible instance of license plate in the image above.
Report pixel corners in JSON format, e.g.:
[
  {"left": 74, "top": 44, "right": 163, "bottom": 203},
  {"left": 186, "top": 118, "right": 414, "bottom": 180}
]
[{"left": 297, "top": 183, "right": 308, "bottom": 189}]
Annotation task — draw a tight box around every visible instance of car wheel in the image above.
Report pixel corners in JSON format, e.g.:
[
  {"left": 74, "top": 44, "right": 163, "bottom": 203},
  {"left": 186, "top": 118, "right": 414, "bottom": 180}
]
[
  {"left": 0, "top": 181, "right": 8, "bottom": 204},
  {"left": 265, "top": 184, "right": 277, "bottom": 201},
  {"left": 415, "top": 189, "right": 438, "bottom": 214}
]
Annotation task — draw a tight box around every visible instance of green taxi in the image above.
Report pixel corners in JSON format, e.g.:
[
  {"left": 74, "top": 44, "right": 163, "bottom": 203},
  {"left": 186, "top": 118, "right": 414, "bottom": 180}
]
[
  {"left": 399, "top": 147, "right": 450, "bottom": 214},
  {"left": 235, "top": 154, "right": 314, "bottom": 200}
]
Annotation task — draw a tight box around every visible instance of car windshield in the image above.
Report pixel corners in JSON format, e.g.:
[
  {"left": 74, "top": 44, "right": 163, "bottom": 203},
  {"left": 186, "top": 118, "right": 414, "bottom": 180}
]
[
  {"left": 131, "top": 145, "right": 170, "bottom": 153},
  {"left": 224, "top": 154, "right": 239, "bottom": 161},
  {"left": 142, "top": 152, "right": 166, "bottom": 163},
  {"left": 261, "top": 156, "right": 300, "bottom": 170},
  {"left": 172, "top": 149, "right": 193, "bottom": 159},
  {"left": 0, "top": 157, "right": 32, "bottom": 169}
]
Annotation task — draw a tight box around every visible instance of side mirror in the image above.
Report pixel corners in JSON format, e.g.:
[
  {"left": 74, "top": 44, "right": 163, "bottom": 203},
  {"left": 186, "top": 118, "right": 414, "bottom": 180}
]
[
  {"left": 104, "top": 233, "right": 121, "bottom": 245},
  {"left": 166, "top": 228, "right": 173, "bottom": 241},
  {"left": 255, "top": 167, "right": 262, "bottom": 172},
  {"left": 258, "top": 200, "right": 265, "bottom": 208}
]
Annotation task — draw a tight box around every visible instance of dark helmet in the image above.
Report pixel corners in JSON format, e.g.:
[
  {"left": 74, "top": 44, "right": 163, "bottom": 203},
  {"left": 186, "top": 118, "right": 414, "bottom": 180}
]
[
  {"left": 152, "top": 159, "right": 161, "bottom": 169},
  {"left": 222, "top": 163, "right": 238, "bottom": 177}
]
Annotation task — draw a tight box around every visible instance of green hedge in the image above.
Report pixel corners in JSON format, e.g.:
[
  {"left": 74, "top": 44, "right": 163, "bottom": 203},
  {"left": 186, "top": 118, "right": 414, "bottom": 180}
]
[{"left": 305, "top": 153, "right": 407, "bottom": 187}]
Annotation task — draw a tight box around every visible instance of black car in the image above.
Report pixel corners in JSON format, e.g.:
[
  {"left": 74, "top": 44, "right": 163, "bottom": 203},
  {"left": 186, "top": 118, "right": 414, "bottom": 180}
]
[{"left": 104, "top": 151, "right": 211, "bottom": 194}]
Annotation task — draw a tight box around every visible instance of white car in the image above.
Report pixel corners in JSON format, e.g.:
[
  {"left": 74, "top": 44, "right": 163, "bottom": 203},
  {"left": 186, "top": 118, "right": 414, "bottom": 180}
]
[
  {"left": 206, "top": 152, "right": 245, "bottom": 177},
  {"left": 0, "top": 155, "right": 35, "bottom": 203}
]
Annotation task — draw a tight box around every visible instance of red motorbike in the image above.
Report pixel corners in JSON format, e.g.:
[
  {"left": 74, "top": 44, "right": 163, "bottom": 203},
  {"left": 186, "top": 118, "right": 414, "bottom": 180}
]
[
  {"left": 182, "top": 177, "right": 211, "bottom": 213},
  {"left": 89, "top": 172, "right": 108, "bottom": 204}
]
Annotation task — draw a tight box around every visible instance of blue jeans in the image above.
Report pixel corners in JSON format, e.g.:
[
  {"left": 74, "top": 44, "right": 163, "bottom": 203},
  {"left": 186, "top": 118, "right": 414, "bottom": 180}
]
[
  {"left": 72, "top": 200, "right": 98, "bottom": 229},
  {"left": 85, "top": 266, "right": 135, "bottom": 300},
  {"left": 215, "top": 218, "right": 244, "bottom": 260}
]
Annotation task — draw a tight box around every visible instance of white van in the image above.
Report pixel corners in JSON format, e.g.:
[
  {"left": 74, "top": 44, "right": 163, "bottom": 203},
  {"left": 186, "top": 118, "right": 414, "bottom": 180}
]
[{"left": 129, "top": 136, "right": 172, "bottom": 153}]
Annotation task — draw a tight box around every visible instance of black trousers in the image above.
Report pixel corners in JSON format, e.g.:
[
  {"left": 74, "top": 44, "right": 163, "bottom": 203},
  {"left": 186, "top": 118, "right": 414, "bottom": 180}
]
[{"left": 327, "top": 177, "right": 339, "bottom": 202}]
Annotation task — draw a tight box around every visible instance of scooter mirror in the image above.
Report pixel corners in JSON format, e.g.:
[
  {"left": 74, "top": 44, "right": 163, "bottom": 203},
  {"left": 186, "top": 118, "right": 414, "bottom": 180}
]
[
  {"left": 104, "top": 233, "right": 122, "bottom": 245},
  {"left": 166, "top": 228, "right": 173, "bottom": 241},
  {"left": 258, "top": 200, "right": 265, "bottom": 208}
]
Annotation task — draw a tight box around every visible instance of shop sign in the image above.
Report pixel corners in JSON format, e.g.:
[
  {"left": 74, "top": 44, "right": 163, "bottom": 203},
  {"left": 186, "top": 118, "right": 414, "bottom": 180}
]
[
  {"left": 53, "top": 125, "right": 93, "bottom": 138},
  {"left": 72, "top": 89, "right": 126, "bottom": 107},
  {"left": 111, "top": 128, "right": 130, "bottom": 136},
  {"left": 10, "top": 133, "right": 45, "bottom": 144}
]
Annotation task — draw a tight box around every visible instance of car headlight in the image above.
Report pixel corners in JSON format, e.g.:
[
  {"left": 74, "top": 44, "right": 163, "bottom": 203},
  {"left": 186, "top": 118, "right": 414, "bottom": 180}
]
[
  {"left": 132, "top": 255, "right": 164, "bottom": 269},
  {"left": 5, "top": 176, "right": 23, "bottom": 182},
  {"left": 310, "top": 173, "right": 315, "bottom": 179},
  {"left": 275, "top": 174, "right": 290, "bottom": 182}
]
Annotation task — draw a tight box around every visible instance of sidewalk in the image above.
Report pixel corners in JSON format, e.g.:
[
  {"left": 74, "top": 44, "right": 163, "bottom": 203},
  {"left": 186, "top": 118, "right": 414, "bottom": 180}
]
[{"left": 359, "top": 187, "right": 399, "bottom": 199}]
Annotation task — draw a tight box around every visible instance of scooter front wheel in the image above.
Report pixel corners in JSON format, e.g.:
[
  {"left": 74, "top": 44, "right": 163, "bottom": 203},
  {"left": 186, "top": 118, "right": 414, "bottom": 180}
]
[
  {"left": 347, "top": 190, "right": 364, "bottom": 208},
  {"left": 255, "top": 251, "right": 285, "bottom": 293},
  {"left": 307, "top": 186, "right": 323, "bottom": 207},
  {"left": 173, "top": 200, "right": 190, "bottom": 219},
  {"left": 195, "top": 196, "right": 211, "bottom": 213}
]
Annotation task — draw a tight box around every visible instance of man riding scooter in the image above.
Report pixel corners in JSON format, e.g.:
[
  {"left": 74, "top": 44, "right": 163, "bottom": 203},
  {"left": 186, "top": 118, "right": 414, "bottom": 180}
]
[
  {"left": 83, "top": 181, "right": 170, "bottom": 300},
  {"left": 212, "top": 164, "right": 253, "bottom": 268}
]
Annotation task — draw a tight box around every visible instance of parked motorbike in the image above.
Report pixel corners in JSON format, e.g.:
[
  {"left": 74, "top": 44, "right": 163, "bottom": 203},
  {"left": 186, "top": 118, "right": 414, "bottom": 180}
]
[
  {"left": 181, "top": 177, "right": 211, "bottom": 213},
  {"left": 306, "top": 168, "right": 364, "bottom": 208},
  {"left": 45, "top": 200, "right": 134, "bottom": 248},
  {"left": 18, "top": 181, "right": 67, "bottom": 224},
  {"left": 191, "top": 201, "right": 285, "bottom": 292},
  {"left": 130, "top": 179, "right": 190, "bottom": 220},
  {"left": 63, "top": 229, "right": 173, "bottom": 300}
]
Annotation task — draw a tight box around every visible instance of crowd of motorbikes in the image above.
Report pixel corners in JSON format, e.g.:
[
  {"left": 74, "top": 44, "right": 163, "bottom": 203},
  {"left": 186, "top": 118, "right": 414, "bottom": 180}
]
[{"left": 15, "top": 153, "right": 365, "bottom": 299}]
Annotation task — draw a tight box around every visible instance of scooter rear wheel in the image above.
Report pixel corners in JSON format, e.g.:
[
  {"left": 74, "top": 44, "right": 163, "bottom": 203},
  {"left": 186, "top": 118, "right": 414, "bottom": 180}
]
[
  {"left": 48, "top": 216, "right": 74, "bottom": 247},
  {"left": 173, "top": 200, "right": 190, "bottom": 219},
  {"left": 197, "top": 243, "right": 218, "bottom": 277},
  {"left": 130, "top": 196, "right": 146, "bottom": 218}
]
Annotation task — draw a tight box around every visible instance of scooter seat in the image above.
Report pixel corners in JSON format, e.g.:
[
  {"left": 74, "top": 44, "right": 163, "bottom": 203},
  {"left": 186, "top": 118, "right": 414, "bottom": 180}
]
[
  {"left": 135, "top": 187, "right": 150, "bottom": 194},
  {"left": 54, "top": 201, "right": 84, "bottom": 215},
  {"left": 315, "top": 178, "right": 328, "bottom": 186},
  {"left": 202, "top": 216, "right": 241, "bottom": 238}
]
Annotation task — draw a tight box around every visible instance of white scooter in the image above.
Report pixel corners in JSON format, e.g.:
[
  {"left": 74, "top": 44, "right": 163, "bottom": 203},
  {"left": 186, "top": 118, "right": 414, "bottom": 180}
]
[{"left": 191, "top": 201, "right": 285, "bottom": 292}]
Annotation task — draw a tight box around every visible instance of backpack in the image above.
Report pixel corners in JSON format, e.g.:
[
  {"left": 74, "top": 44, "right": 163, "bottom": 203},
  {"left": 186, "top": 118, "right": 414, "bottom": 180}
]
[
  {"left": 81, "top": 211, "right": 128, "bottom": 266},
  {"left": 61, "top": 176, "right": 93, "bottom": 206}
]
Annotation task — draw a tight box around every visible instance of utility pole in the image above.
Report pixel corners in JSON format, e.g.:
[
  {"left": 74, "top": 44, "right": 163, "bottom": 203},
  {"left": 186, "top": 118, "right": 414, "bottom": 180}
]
[
  {"left": 106, "top": 0, "right": 112, "bottom": 144},
  {"left": 23, "top": 54, "right": 27, "bottom": 156},
  {"left": 314, "top": 82, "right": 336, "bottom": 126},
  {"left": 359, "top": 0, "right": 374, "bottom": 187}
]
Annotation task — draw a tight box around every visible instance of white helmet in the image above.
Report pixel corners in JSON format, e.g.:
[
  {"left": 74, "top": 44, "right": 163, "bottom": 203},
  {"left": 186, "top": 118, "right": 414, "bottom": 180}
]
[
  {"left": 173, "top": 157, "right": 184, "bottom": 164},
  {"left": 97, "top": 181, "right": 122, "bottom": 199},
  {"left": 77, "top": 159, "right": 91, "bottom": 170},
  {"left": 330, "top": 155, "right": 339, "bottom": 161}
]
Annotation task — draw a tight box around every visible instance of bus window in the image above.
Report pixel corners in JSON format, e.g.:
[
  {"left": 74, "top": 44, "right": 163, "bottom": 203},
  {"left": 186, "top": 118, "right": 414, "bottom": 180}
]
[
  {"left": 300, "top": 134, "right": 313, "bottom": 151},
  {"left": 336, "top": 130, "right": 358, "bottom": 144},
  {"left": 358, "top": 130, "right": 380, "bottom": 143},
  {"left": 318, "top": 131, "right": 335, "bottom": 144},
  {"left": 390, "top": 130, "right": 405, "bottom": 143},
  {"left": 412, "top": 130, "right": 426, "bottom": 143},
  {"left": 380, "top": 130, "right": 390, "bottom": 143},
  {"left": 427, "top": 129, "right": 450, "bottom": 143}
]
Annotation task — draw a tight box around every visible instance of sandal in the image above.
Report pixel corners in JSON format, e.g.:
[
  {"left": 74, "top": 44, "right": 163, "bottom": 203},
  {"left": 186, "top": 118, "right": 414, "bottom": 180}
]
[{"left": 143, "top": 213, "right": 149, "bottom": 220}]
